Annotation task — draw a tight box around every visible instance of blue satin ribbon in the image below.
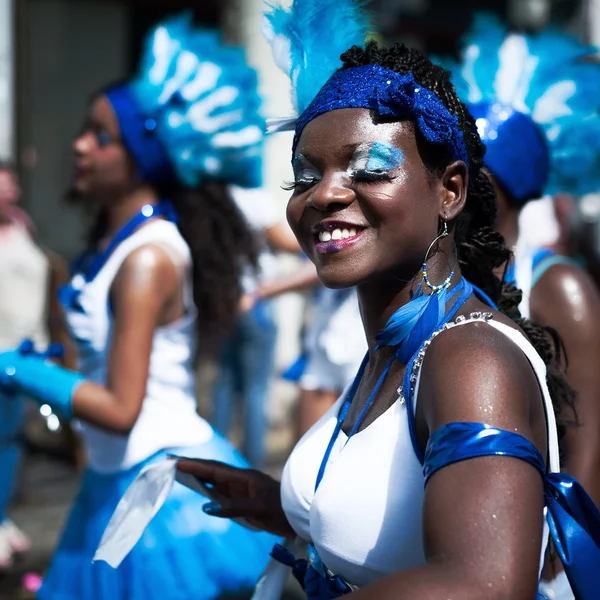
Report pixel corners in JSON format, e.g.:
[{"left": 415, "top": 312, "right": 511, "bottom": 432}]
[
  {"left": 59, "top": 201, "right": 177, "bottom": 313},
  {"left": 425, "top": 422, "right": 600, "bottom": 599}
]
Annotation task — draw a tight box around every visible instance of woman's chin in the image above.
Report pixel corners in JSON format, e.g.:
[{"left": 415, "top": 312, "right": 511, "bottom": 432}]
[{"left": 316, "top": 267, "right": 363, "bottom": 290}]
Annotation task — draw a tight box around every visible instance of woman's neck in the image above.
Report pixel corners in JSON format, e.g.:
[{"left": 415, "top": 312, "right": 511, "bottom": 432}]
[
  {"left": 357, "top": 254, "right": 462, "bottom": 371},
  {"left": 104, "top": 185, "right": 160, "bottom": 239}
]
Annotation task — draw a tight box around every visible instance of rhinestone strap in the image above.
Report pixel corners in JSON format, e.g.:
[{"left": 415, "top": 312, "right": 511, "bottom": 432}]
[{"left": 398, "top": 311, "right": 494, "bottom": 405}]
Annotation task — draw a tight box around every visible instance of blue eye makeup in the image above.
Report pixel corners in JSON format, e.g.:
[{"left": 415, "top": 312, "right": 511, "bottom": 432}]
[
  {"left": 95, "top": 131, "right": 114, "bottom": 147},
  {"left": 349, "top": 142, "right": 404, "bottom": 182}
]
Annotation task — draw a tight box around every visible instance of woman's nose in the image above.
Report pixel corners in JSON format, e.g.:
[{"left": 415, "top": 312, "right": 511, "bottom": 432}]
[{"left": 308, "top": 174, "right": 355, "bottom": 212}]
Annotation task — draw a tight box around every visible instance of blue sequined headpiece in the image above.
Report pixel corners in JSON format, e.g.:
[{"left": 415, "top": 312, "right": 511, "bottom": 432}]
[
  {"left": 468, "top": 102, "right": 550, "bottom": 201},
  {"left": 105, "top": 13, "right": 265, "bottom": 189},
  {"left": 292, "top": 65, "right": 470, "bottom": 168}
]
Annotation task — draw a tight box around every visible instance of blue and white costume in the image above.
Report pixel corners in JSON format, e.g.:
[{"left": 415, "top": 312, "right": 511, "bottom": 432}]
[
  {"left": 259, "top": 2, "right": 600, "bottom": 600},
  {"left": 282, "top": 313, "right": 559, "bottom": 587},
  {"left": 0, "top": 13, "right": 276, "bottom": 599},
  {"left": 40, "top": 218, "right": 275, "bottom": 599}
]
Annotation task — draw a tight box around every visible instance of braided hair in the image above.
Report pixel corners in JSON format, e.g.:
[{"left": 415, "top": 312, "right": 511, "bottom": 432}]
[{"left": 340, "top": 42, "right": 576, "bottom": 439}]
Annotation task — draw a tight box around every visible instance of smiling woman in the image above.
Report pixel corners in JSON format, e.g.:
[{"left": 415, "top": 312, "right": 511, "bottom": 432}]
[{"left": 174, "top": 2, "right": 600, "bottom": 600}]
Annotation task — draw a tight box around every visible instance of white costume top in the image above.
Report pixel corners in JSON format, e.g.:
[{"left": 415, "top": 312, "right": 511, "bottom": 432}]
[
  {"left": 64, "top": 219, "right": 213, "bottom": 473},
  {"left": 514, "top": 196, "right": 560, "bottom": 318},
  {"left": 281, "top": 317, "right": 560, "bottom": 587},
  {"left": 0, "top": 223, "right": 49, "bottom": 350}
]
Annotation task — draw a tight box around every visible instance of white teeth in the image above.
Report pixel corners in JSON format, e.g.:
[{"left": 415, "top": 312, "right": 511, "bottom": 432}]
[{"left": 318, "top": 227, "right": 361, "bottom": 242}]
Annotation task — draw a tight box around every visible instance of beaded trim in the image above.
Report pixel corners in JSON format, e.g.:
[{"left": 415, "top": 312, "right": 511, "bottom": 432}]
[
  {"left": 422, "top": 263, "right": 454, "bottom": 293},
  {"left": 398, "top": 311, "right": 494, "bottom": 405}
]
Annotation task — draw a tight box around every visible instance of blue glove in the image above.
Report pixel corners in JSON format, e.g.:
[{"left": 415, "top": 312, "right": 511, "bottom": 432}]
[{"left": 0, "top": 341, "right": 84, "bottom": 420}]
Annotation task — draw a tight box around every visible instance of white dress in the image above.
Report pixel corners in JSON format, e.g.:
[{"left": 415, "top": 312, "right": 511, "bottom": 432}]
[{"left": 281, "top": 316, "right": 560, "bottom": 588}]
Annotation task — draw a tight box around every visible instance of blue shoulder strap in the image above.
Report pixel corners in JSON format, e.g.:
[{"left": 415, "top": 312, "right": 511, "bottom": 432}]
[
  {"left": 531, "top": 254, "right": 579, "bottom": 287},
  {"left": 425, "top": 422, "right": 600, "bottom": 600}
]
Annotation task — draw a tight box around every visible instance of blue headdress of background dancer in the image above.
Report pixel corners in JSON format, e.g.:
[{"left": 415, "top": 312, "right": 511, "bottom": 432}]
[
  {"left": 59, "top": 11, "right": 266, "bottom": 311},
  {"left": 441, "top": 13, "right": 600, "bottom": 205},
  {"left": 261, "top": 2, "right": 600, "bottom": 599},
  {"left": 106, "top": 12, "right": 264, "bottom": 191},
  {"left": 439, "top": 14, "right": 600, "bottom": 316}
]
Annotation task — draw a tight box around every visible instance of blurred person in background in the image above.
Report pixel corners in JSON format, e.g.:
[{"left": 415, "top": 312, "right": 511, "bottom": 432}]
[
  {"left": 0, "top": 15, "right": 276, "bottom": 599},
  {"left": 211, "top": 186, "right": 303, "bottom": 468},
  {"left": 446, "top": 16, "right": 600, "bottom": 599},
  {"left": 0, "top": 162, "right": 74, "bottom": 569},
  {"left": 0, "top": 161, "right": 40, "bottom": 568},
  {"left": 292, "top": 286, "right": 366, "bottom": 437}
]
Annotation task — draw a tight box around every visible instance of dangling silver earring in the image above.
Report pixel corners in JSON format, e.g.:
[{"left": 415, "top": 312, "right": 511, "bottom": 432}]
[{"left": 422, "top": 220, "right": 454, "bottom": 293}]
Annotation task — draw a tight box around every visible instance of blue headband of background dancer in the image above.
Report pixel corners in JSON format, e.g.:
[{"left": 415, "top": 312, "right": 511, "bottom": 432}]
[
  {"left": 105, "top": 84, "right": 175, "bottom": 184},
  {"left": 468, "top": 102, "right": 550, "bottom": 204},
  {"left": 293, "top": 65, "right": 470, "bottom": 168}
]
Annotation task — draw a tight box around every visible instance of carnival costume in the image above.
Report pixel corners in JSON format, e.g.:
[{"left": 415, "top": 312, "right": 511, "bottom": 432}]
[
  {"left": 0, "top": 14, "right": 275, "bottom": 599},
  {"left": 442, "top": 15, "right": 600, "bottom": 318},
  {"left": 255, "top": 2, "right": 600, "bottom": 600}
]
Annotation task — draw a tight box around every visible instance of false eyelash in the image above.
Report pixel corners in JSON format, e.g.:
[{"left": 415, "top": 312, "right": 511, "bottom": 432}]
[
  {"left": 281, "top": 179, "right": 317, "bottom": 191},
  {"left": 351, "top": 170, "right": 396, "bottom": 183}
]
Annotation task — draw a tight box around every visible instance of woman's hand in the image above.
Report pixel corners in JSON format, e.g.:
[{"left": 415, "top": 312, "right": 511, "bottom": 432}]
[{"left": 176, "top": 459, "right": 296, "bottom": 538}]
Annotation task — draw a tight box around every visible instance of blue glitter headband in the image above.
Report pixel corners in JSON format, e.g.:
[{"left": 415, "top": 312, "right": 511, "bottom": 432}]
[{"left": 293, "top": 65, "right": 470, "bottom": 168}]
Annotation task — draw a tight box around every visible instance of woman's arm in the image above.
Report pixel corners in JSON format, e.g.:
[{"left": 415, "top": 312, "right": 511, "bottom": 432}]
[
  {"left": 265, "top": 222, "right": 302, "bottom": 253},
  {"left": 71, "top": 244, "right": 180, "bottom": 432},
  {"left": 349, "top": 320, "right": 547, "bottom": 600},
  {"left": 257, "top": 261, "right": 319, "bottom": 300},
  {"left": 531, "top": 264, "right": 600, "bottom": 509}
]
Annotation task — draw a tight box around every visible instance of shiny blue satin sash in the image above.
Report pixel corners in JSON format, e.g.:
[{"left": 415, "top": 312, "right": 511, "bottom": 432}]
[{"left": 425, "top": 422, "right": 600, "bottom": 600}]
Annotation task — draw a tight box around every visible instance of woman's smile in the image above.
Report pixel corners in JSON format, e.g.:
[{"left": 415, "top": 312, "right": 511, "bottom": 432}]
[{"left": 312, "top": 219, "right": 368, "bottom": 254}]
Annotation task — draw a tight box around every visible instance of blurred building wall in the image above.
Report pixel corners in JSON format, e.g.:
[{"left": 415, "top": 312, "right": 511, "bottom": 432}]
[
  {"left": 0, "top": 0, "right": 14, "bottom": 159},
  {"left": 18, "top": 0, "right": 130, "bottom": 259}
]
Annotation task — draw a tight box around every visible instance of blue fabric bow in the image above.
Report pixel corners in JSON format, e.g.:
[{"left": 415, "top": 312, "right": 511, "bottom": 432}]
[{"left": 425, "top": 422, "right": 600, "bottom": 599}]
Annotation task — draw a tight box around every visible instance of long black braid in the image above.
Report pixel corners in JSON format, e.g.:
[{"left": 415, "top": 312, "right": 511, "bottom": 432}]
[{"left": 340, "top": 42, "right": 576, "bottom": 439}]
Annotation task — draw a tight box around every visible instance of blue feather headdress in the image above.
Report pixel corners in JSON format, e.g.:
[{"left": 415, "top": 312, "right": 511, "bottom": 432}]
[
  {"left": 441, "top": 13, "right": 600, "bottom": 200},
  {"left": 106, "top": 12, "right": 265, "bottom": 188},
  {"left": 262, "top": 0, "right": 370, "bottom": 131}
]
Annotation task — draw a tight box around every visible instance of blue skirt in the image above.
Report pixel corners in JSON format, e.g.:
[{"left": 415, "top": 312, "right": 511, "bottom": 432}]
[{"left": 38, "top": 432, "right": 278, "bottom": 600}]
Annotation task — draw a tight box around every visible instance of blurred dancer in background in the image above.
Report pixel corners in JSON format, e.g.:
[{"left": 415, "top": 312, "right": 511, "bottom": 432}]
[
  {"left": 0, "top": 15, "right": 275, "bottom": 599},
  {"left": 211, "top": 185, "right": 302, "bottom": 468},
  {"left": 0, "top": 162, "right": 74, "bottom": 569},
  {"left": 295, "top": 287, "right": 366, "bottom": 436},
  {"left": 446, "top": 17, "right": 600, "bottom": 599},
  {"left": 0, "top": 162, "right": 41, "bottom": 568}
]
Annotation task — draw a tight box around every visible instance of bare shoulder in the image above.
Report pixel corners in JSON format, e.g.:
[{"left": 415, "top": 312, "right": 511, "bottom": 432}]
[
  {"left": 417, "top": 315, "right": 544, "bottom": 444},
  {"left": 112, "top": 243, "right": 179, "bottom": 302},
  {"left": 532, "top": 261, "right": 600, "bottom": 321}
]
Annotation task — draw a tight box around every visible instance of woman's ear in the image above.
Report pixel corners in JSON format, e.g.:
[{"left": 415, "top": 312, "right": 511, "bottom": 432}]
[{"left": 439, "top": 160, "right": 468, "bottom": 220}]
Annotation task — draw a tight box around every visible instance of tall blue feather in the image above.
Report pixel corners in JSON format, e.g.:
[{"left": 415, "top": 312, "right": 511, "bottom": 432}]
[{"left": 264, "top": 0, "right": 370, "bottom": 114}]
